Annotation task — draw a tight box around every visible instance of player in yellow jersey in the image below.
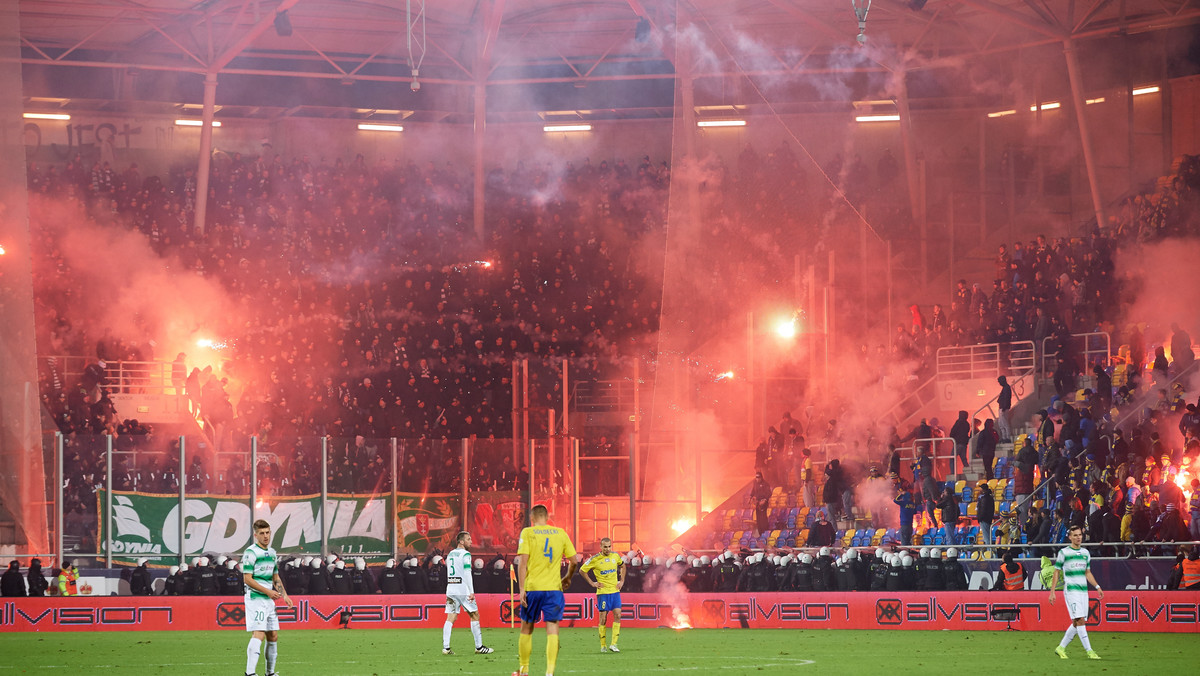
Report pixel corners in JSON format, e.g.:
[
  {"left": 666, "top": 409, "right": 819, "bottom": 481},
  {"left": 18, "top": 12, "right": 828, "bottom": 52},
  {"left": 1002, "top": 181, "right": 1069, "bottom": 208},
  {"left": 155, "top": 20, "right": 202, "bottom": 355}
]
[
  {"left": 580, "top": 537, "right": 625, "bottom": 653},
  {"left": 513, "top": 504, "right": 579, "bottom": 676}
]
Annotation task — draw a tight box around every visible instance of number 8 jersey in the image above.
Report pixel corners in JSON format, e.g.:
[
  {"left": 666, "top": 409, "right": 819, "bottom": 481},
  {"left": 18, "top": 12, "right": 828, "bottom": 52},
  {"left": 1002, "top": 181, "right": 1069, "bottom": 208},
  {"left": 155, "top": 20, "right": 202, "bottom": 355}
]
[{"left": 445, "top": 547, "right": 475, "bottom": 595}]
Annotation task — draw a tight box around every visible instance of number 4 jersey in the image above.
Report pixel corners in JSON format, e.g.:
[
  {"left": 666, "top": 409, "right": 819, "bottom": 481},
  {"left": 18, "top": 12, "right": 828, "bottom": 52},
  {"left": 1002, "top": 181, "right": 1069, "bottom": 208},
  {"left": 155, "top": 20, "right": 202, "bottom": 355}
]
[
  {"left": 516, "top": 525, "right": 577, "bottom": 591},
  {"left": 445, "top": 547, "right": 475, "bottom": 596}
]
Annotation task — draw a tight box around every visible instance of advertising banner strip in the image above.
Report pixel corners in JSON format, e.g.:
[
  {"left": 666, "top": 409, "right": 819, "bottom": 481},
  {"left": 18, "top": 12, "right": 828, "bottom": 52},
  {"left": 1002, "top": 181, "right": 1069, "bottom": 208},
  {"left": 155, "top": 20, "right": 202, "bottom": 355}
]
[{"left": 3, "top": 592, "right": 1198, "bottom": 633}]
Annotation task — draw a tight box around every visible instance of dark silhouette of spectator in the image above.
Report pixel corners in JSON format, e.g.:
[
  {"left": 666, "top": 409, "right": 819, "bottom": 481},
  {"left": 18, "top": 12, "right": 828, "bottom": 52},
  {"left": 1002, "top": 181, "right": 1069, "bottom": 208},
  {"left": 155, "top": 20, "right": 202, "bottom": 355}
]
[
  {"left": 129, "top": 558, "right": 153, "bottom": 595},
  {"left": 26, "top": 559, "right": 48, "bottom": 597},
  {"left": 2, "top": 560, "right": 26, "bottom": 597},
  {"left": 806, "top": 509, "right": 835, "bottom": 547},
  {"left": 749, "top": 471, "right": 772, "bottom": 536}
]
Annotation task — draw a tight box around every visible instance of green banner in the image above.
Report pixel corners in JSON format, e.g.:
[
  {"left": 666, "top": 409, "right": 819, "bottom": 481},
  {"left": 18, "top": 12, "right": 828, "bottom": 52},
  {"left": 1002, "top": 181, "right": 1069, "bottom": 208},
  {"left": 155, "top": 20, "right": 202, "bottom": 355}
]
[
  {"left": 395, "top": 493, "right": 461, "bottom": 554},
  {"left": 98, "top": 490, "right": 392, "bottom": 564}
]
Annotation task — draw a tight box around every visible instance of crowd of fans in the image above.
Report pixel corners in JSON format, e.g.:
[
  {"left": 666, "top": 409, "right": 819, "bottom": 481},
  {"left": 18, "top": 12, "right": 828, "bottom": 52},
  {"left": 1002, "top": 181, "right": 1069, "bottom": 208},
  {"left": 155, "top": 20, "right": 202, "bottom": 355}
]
[
  {"left": 25, "top": 141, "right": 1200, "bottom": 564},
  {"left": 28, "top": 140, "right": 914, "bottom": 552}
]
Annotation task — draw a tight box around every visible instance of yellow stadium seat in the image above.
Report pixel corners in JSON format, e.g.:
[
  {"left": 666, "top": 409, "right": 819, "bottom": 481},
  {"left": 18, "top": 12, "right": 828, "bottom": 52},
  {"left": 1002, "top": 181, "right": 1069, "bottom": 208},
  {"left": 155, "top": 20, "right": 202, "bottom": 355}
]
[
  {"left": 771, "top": 530, "right": 781, "bottom": 538},
  {"left": 967, "top": 503, "right": 978, "bottom": 517},
  {"left": 987, "top": 479, "right": 999, "bottom": 490},
  {"left": 954, "top": 480, "right": 966, "bottom": 495},
  {"left": 732, "top": 531, "right": 744, "bottom": 540},
  {"left": 772, "top": 487, "right": 783, "bottom": 496}
]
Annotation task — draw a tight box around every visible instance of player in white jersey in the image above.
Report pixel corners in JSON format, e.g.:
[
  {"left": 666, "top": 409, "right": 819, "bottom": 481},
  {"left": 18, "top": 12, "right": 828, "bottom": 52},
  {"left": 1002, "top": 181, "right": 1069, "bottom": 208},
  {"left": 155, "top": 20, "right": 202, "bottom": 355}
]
[
  {"left": 1049, "top": 525, "right": 1103, "bottom": 660},
  {"left": 242, "top": 519, "right": 293, "bottom": 676},
  {"left": 442, "top": 531, "right": 493, "bottom": 656}
]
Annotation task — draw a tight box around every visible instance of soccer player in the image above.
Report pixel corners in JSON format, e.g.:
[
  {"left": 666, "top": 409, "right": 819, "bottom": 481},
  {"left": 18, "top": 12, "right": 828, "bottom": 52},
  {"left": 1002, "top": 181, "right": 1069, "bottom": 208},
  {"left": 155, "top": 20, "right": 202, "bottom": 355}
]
[
  {"left": 513, "top": 504, "right": 579, "bottom": 676},
  {"left": 580, "top": 537, "right": 624, "bottom": 653},
  {"left": 442, "top": 531, "right": 494, "bottom": 656},
  {"left": 242, "top": 519, "right": 293, "bottom": 676},
  {"left": 1048, "top": 525, "right": 1103, "bottom": 660}
]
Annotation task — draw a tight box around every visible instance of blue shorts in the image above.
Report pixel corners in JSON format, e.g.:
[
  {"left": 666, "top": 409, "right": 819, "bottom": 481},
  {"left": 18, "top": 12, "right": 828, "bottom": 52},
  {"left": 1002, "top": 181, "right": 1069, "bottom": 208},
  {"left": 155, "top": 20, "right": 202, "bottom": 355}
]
[
  {"left": 520, "top": 590, "right": 565, "bottom": 624},
  {"left": 597, "top": 593, "right": 621, "bottom": 612}
]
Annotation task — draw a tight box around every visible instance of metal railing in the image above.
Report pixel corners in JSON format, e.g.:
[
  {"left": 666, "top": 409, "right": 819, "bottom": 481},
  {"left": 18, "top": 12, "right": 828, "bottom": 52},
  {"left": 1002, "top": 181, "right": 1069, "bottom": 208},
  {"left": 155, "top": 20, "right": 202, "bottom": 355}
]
[
  {"left": 49, "top": 433, "right": 602, "bottom": 566},
  {"left": 1040, "top": 331, "right": 1112, "bottom": 376},
  {"left": 573, "top": 379, "right": 636, "bottom": 412},
  {"left": 1112, "top": 358, "right": 1200, "bottom": 431},
  {"left": 41, "top": 355, "right": 181, "bottom": 396},
  {"left": 938, "top": 340, "right": 1036, "bottom": 381},
  {"left": 878, "top": 372, "right": 940, "bottom": 432}
]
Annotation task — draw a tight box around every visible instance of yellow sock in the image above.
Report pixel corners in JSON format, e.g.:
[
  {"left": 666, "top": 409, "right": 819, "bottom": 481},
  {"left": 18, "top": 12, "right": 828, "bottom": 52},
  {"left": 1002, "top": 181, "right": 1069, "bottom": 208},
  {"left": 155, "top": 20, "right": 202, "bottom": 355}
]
[
  {"left": 546, "top": 634, "right": 560, "bottom": 674},
  {"left": 611, "top": 621, "right": 620, "bottom": 646},
  {"left": 518, "top": 633, "right": 532, "bottom": 673},
  {"left": 598, "top": 625, "right": 606, "bottom": 646}
]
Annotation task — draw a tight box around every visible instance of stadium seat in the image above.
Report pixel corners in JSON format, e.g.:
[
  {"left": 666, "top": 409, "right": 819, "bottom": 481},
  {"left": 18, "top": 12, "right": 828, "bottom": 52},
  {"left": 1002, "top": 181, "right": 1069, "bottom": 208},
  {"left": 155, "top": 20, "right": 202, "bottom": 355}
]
[
  {"left": 966, "top": 502, "right": 977, "bottom": 517},
  {"left": 954, "top": 479, "right": 966, "bottom": 496}
]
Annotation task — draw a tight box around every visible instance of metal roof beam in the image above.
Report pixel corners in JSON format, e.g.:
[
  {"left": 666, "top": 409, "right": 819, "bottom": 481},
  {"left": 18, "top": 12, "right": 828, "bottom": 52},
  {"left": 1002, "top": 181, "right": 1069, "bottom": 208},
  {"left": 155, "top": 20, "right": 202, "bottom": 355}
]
[
  {"left": 209, "top": 0, "right": 301, "bottom": 73},
  {"left": 626, "top": 0, "right": 675, "bottom": 67},
  {"left": 948, "top": 0, "right": 1066, "bottom": 38}
]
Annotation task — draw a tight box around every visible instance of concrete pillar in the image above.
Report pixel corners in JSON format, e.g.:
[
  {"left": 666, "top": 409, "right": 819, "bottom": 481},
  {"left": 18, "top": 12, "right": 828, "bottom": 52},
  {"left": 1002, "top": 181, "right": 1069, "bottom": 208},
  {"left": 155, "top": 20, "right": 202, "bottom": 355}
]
[
  {"left": 473, "top": 82, "right": 486, "bottom": 240},
  {"left": 1063, "top": 40, "right": 1107, "bottom": 228},
  {"left": 192, "top": 73, "right": 218, "bottom": 236}
]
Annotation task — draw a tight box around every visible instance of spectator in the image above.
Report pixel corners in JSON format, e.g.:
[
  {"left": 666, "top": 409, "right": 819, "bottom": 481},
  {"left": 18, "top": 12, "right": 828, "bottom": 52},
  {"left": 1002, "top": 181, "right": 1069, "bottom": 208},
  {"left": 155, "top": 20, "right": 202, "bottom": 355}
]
[
  {"left": 1170, "top": 323, "right": 1194, "bottom": 374},
  {"left": 894, "top": 484, "right": 919, "bottom": 546},
  {"left": 1013, "top": 437, "right": 1038, "bottom": 522},
  {"left": 26, "top": 558, "right": 48, "bottom": 597},
  {"left": 800, "top": 447, "right": 816, "bottom": 510},
  {"left": 948, "top": 410, "right": 970, "bottom": 478},
  {"left": 749, "top": 471, "right": 772, "bottom": 537},
  {"left": 937, "top": 487, "right": 960, "bottom": 544},
  {"left": 976, "top": 479, "right": 996, "bottom": 552},
  {"left": 822, "top": 460, "right": 844, "bottom": 522},
  {"left": 2, "top": 560, "right": 26, "bottom": 597},
  {"left": 978, "top": 419, "right": 999, "bottom": 481},
  {"left": 806, "top": 510, "right": 835, "bottom": 547},
  {"left": 996, "top": 376, "right": 1013, "bottom": 442}
]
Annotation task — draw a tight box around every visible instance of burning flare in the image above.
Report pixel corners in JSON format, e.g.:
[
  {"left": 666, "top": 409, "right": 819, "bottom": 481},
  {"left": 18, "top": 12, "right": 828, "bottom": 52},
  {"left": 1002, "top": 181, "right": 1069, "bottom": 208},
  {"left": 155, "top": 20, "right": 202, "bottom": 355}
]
[
  {"left": 670, "top": 518, "right": 695, "bottom": 535},
  {"left": 669, "top": 607, "right": 692, "bottom": 630}
]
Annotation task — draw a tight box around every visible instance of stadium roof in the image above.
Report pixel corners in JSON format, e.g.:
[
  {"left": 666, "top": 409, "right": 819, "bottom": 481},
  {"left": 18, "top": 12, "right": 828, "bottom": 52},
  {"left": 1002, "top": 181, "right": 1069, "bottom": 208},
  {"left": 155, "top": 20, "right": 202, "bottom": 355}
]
[{"left": 17, "top": 1, "right": 1200, "bottom": 122}]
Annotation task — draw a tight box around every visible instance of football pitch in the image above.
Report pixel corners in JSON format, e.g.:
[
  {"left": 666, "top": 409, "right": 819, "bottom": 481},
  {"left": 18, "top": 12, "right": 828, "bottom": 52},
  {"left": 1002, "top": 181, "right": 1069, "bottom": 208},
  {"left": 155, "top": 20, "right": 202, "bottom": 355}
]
[{"left": 0, "top": 628, "right": 1193, "bottom": 675}]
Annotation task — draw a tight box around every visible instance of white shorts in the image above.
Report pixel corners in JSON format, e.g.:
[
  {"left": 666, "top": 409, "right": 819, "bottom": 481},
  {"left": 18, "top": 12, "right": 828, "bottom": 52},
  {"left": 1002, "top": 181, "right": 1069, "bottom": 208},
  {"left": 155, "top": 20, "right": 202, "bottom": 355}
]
[
  {"left": 245, "top": 596, "right": 280, "bottom": 632},
  {"left": 445, "top": 594, "right": 478, "bottom": 615},
  {"left": 1064, "top": 592, "right": 1090, "bottom": 620}
]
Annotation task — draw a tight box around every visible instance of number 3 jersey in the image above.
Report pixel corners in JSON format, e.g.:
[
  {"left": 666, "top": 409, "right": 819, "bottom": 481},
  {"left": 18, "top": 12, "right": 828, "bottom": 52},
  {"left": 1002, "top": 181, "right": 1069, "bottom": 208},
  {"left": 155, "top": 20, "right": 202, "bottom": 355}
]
[{"left": 445, "top": 547, "right": 475, "bottom": 595}]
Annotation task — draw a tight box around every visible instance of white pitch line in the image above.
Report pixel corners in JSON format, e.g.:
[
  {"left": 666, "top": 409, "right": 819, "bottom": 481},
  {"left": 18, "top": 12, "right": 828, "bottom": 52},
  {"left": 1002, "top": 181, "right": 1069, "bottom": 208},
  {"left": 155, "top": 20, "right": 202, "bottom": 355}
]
[{"left": 0, "top": 658, "right": 814, "bottom": 673}]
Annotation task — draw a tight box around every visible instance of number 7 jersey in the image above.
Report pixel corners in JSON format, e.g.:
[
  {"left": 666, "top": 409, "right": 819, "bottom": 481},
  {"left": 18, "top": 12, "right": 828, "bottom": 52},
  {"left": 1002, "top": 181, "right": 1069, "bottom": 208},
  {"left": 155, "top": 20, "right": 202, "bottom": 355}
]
[
  {"left": 516, "top": 525, "right": 577, "bottom": 591},
  {"left": 445, "top": 547, "right": 474, "bottom": 595}
]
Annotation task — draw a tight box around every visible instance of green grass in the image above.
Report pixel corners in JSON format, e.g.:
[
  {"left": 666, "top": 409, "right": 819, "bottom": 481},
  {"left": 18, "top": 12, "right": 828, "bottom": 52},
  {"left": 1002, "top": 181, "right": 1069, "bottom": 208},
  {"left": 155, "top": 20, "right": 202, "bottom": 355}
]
[{"left": 0, "top": 627, "right": 1193, "bottom": 675}]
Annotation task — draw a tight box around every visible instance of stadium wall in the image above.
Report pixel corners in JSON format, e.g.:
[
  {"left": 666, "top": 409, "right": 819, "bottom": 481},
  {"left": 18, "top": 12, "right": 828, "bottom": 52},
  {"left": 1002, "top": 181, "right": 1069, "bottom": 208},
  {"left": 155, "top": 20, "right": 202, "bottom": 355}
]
[{"left": 1, "top": 591, "right": 1197, "bottom": 633}]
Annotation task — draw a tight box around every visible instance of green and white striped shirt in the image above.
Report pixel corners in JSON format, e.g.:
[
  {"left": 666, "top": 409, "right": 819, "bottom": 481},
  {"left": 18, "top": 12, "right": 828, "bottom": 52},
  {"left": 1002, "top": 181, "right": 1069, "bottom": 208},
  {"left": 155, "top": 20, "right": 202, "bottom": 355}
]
[
  {"left": 1053, "top": 544, "right": 1091, "bottom": 593},
  {"left": 241, "top": 543, "right": 278, "bottom": 600}
]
